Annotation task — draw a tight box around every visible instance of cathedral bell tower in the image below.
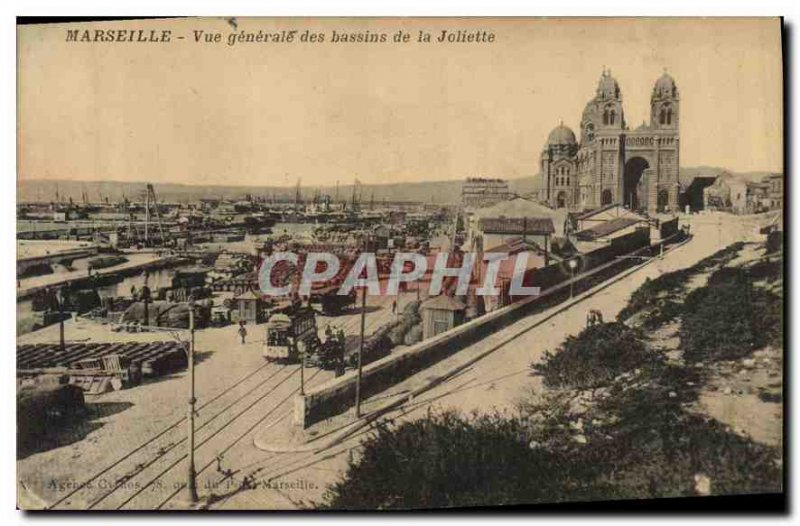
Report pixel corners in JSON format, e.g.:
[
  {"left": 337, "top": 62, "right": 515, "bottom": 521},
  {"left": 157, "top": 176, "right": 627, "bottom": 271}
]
[{"left": 650, "top": 70, "right": 679, "bottom": 130}]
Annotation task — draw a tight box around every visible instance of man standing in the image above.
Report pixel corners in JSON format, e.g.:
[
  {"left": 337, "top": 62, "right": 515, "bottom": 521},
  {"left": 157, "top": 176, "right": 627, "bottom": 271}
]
[{"left": 238, "top": 321, "right": 248, "bottom": 344}]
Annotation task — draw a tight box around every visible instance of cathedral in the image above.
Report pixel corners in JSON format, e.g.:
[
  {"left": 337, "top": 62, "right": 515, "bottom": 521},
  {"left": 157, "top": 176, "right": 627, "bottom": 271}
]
[{"left": 539, "top": 70, "right": 680, "bottom": 213}]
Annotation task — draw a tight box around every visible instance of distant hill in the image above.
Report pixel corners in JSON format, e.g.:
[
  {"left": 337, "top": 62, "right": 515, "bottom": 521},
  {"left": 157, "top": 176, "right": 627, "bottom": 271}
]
[{"left": 16, "top": 166, "right": 781, "bottom": 205}]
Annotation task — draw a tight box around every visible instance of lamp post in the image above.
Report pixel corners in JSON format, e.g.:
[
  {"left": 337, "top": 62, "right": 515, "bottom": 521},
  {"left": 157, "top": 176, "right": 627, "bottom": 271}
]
[
  {"left": 184, "top": 301, "right": 199, "bottom": 506},
  {"left": 100, "top": 310, "right": 200, "bottom": 508},
  {"left": 57, "top": 287, "right": 66, "bottom": 352},
  {"left": 354, "top": 233, "right": 370, "bottom": 419},
  {"left": 568, "top": 258, "right": 578, "bottom": 299},
  {"left": 300, "top": 339, "right": 306, "bottom": 396},
  {"left": 142, "top": 285, "right": 151, "bottom": 328},
  {"left": 354, "top": 283, "right": 367, "bottom": 418},
  {"left": 142, "top": 271, "right": 151, "bottom": 328}
]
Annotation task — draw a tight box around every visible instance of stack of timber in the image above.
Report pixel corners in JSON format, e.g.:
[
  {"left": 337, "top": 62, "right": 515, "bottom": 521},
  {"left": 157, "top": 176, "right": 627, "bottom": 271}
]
[{"left": 17, "top": 341, "right": 188, "bottom": 394}]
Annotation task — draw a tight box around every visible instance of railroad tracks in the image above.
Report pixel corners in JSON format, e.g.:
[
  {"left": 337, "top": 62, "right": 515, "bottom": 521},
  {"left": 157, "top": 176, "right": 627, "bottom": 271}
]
[
  {"left": 33, "top": 292, "right": 396, "bottom": 510},
  {"left": 45, "top": 360, "right": 327, "bottom": 510}
]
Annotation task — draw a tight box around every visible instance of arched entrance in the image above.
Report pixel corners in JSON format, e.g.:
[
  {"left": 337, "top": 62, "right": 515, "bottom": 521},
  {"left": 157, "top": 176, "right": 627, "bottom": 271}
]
[
  {"left": 601, "top": 189, "right": 613, "bottom": 206},
  {"left": 556, "top": 191, "right": 567, "bottom": 209},
  {"left": 657, "top": 189, "right": 669, "bottom": 211},
  {"left": 623, "top": 157, "right": 649, "bottom": 210}
]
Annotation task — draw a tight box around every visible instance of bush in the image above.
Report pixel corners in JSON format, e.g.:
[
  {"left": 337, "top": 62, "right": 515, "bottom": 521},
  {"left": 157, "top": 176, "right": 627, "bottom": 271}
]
[
  {"left": 752, "top": 288, "right": 783, "bottom": 349},
  {"left": 681, "top": 270, "right": 757, "bottom": 362},
  {"left": 321, "top": 410, "right": 573, "bottom": 509},
  {"left": 582, "top": 383, "right": 782, "bottom": 499},
  {"left": 766, "top": 231, "right": 783, "bottom": 254},
  {"left": 532, "top": 323, "right": 659, "bottom": 389},
  {"left": 617, "top": 243, "right": 746, "bottom": 326}
]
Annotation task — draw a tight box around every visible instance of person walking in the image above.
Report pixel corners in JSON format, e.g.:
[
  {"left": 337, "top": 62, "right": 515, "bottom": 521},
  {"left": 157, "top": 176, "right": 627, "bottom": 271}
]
[
  {"left": 238, "top": 322, "right": 248, "bottom": 344},
  {"left": 391, "top": 299, "right": 397, "bottom": 316}
]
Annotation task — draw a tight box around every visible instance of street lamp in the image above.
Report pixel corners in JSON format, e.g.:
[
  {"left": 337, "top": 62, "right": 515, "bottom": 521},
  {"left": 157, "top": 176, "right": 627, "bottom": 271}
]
[
  {"left": 184, "top": 300, "right": 199, "bottom": 506},
  {"left": 354, "top": 283, "right": 367, "bottom": 418},
  {"left": 568, "top": 258, "right": 578, "bottom": 299},
  {"left": 56, "top": 286, "right": 67, "bottom": 352},
  {"left": 299, "top": 339, "right": 306, "bottom": 396},
  {"left": 354, "top": 234, "right": 370, "bottom": 419},
  {"left": 108, "top": 308, "right": 201, "bottom": 508}
]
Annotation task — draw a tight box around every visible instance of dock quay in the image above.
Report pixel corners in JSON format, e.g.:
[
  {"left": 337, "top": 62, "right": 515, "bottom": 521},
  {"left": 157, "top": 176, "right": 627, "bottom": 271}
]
[{"left": 16, "top": 254, "right": 188, "bottom": 301}]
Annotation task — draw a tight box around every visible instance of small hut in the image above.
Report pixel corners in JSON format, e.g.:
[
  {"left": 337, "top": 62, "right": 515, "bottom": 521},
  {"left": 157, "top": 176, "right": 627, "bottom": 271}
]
[
  {"left": 420, "top": 295, "right": 466, "bottom": 340},
  {"left": 234, "top": 290, "right": 269, "bottom": 325}
]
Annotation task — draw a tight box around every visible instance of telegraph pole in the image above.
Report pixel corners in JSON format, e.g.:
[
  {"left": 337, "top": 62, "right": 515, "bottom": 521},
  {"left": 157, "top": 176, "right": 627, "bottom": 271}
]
[{"left": 185, "top": 304, "right": 199, "bottom": 506}]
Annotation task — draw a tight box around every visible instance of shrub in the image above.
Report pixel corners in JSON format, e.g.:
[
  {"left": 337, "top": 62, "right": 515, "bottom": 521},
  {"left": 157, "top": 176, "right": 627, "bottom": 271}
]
[
  {"left": 752, "top": 288, "right": 783, "bottom": 349},
  {"left": 766, "top": 231, "right": 783, "bottom": 254},
  {"left": 681, "top": 271, "right": 757, "bottom": 362},
  {"left": 585, "top": 384, "right": 782, "bottom": 499},
  {"left": 748, "top": 258, "right": 782, "bottom": 284},
  {"left": 321, "top": 410, "right": 573, "bottom": 509},
  {"left": 616, "top": 242, "right": 746, "bottom": 326},
  {"left": 532, "top": 322, "right": 659, "bottom": 390}
]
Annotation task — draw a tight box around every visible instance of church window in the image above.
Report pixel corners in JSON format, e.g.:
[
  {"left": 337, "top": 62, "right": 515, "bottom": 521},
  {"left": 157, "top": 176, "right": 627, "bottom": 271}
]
[
  {"left": 667, "top": 109, "right": 673, "bottom": 125},
  {"left": 602, "top": 110, "right": 608, "bottom": 125},
  {"left": 659, "top": 109, "right": 666, "bottom": 125},
  {"left": 609, "top": 110, "right": 616, "bottom": 125}
]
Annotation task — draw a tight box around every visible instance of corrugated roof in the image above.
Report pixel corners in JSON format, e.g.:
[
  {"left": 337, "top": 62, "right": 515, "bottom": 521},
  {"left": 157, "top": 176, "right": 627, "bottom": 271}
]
[
  {"left": 576, "top": 217, "right": 642, "bottom": 241},
  {"left": 235, "top": 289, "right": 266, "bottom": 301},
  {"left": 576, "top": 203, "right": 620, "bottom": 220},
  {"left": 421, "top": 295, "right": 466, "bottom": 311},
  {"left": 478, "top": 217, "right": 555, "bottom": 235},
  {"left": 483, "top": 236, "right": 540, "bottom": 254},
  {"left": 471, "top": 197, "right": 567, "bottom": 236}
]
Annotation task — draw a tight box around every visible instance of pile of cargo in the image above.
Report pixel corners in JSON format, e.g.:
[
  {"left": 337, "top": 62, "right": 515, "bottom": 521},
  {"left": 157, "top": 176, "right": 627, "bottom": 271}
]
[
  {"left": 343, "top": 300, "right": 423, "bottom": 369},
  {"left": 87, "top": 254, "right": 128, "bottom": 270},
  {"left": 17, "top": 378, "right": 85, "bottom": 454},
  {"left": 17, "top": 341, "right": 188, "bottom": 395}
]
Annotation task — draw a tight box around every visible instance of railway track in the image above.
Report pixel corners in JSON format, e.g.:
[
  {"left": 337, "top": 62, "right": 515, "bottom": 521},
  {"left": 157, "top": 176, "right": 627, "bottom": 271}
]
[
  {"left": 92, "top": 365, "right": 308, "bottom": 510},
  {"left": 138, "top": 368, "right": 327, "bottom": 510},
  {"left": 47, "top": 360, "right": 321, "bottom": 510},
  {"left": 184, "top": 239, "right": 702, "bottom": 509},
  {"left": 42, "top": 294, "right": 394, "bottom": 510}
]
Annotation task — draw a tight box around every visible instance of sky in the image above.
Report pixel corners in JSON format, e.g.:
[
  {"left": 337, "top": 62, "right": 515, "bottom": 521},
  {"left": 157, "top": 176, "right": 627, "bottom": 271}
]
[{"left": 17, "top": 17, "right": 783, "bottom": 187}]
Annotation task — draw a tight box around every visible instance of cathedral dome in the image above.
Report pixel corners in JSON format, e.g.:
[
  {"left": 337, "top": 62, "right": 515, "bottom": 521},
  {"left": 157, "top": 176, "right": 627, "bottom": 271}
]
[
  {"left": 654, "top": 72, "right": 677, "bottom": 97},
  {"left": 547, "top": 124, "right": 576, "bottom": 146},
  {"left": 596, "top": 70, "right": 620, "bottom": 99}
]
